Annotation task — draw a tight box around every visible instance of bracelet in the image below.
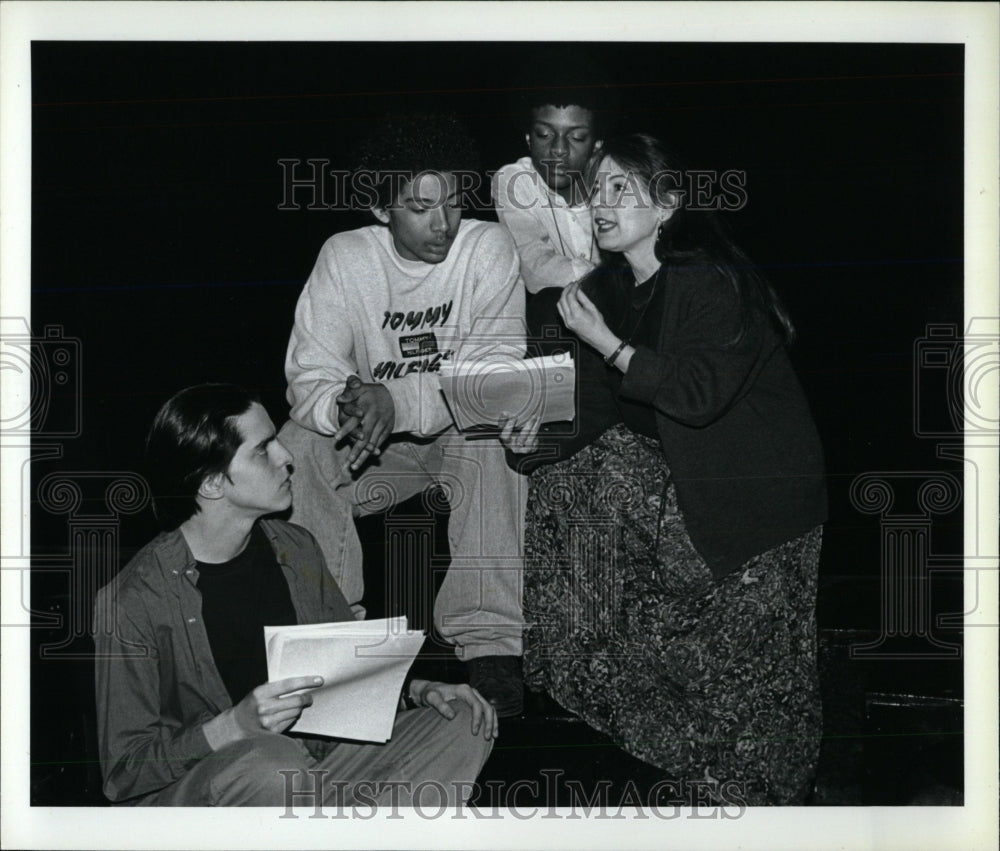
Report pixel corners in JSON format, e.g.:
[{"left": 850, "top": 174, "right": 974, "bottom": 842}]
[{"left": 604, "top": 340, "right": 628, "bottom": 367}]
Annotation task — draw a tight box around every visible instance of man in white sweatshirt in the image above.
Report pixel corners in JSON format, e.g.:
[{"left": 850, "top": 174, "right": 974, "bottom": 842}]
[{"left": 278, "top": 114, "right": 527, "bottom": 716}]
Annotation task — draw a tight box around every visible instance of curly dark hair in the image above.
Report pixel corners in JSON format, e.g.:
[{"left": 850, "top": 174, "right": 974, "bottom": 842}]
[
  {"left": 506, "top": 47, "right": 619, "bottom": 138},
  {"left": 354, "top": 111, "right": 481, "bottom": 209}
]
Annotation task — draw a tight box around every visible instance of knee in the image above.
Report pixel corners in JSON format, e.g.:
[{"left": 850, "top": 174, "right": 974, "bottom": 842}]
[
  {"left": 418, "top": 698, "right": 492, "bottom": 748},
  {"left": 211, "top": 735, "right": 312, "bottom": 806},
  {"left": 443, "top": 699, "right": 494, "bottom": 760}
]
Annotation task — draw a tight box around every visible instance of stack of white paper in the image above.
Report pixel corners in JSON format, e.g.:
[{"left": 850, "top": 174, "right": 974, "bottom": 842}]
[{"left": 264, "top": 616, "right": 425, "bottom": 743}]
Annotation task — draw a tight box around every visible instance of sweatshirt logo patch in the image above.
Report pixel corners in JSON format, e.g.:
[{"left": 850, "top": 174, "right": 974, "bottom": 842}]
[
  {"left": 399, "top": 332, "right": 439, "bottom": 358},
  {"left": 381, "top": 300, "right": 453, "bottom": 332}
]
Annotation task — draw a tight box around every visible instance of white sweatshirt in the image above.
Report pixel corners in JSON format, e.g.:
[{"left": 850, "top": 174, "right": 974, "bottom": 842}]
[
  {"left": 286, "top": 219, "right": 524, "bottom": 437},
  {"left": 492, "top": 156, "right": 597, "bottom": 293}
]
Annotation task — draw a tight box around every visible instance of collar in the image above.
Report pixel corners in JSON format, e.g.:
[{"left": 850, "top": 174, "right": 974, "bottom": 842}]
[
  {"left": 515, "top": 156, "right": 589, "bottom": 212},
  {"left": 155, "top": 518, "right": 287, "bottom": 591}
]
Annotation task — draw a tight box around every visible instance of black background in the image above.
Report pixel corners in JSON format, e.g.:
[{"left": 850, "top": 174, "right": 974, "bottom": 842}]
[
  {"left": 31, "top": 41, "right": 965, "bottom": 588},
  {"left": 26, "top": 38, "right": 969, "bottom": 808}
]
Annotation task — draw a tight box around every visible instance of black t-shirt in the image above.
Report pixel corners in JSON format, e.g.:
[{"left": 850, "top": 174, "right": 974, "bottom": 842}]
[{"left": 196, "top": 524, "right": 298, "bottom": 705}]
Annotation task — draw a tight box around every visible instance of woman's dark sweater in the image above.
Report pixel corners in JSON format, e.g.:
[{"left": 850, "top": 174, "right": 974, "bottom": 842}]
[{"left": 514, "top": 261, "right": 828, "bottom": 578}]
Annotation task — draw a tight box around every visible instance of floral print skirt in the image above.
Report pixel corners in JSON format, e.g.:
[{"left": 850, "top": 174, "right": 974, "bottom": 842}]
[{"left": 523, "top": 425, "right": 823, "bottom": 805}]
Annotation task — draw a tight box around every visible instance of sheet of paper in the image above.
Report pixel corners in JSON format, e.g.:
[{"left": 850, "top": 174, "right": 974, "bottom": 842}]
[{"left": 264, "top": 617, "right": 425, "bottom": 742}]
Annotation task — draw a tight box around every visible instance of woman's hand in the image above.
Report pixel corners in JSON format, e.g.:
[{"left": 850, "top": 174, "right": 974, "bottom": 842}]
[
  {"left": 557, "top": 281, "right": 619, "bottom": 355},
  {"left": 498, "top": 413, "right": 541, "bottom": 454},
  {"left": 408, "top": 680, "right": 498, "bottom": 740}
]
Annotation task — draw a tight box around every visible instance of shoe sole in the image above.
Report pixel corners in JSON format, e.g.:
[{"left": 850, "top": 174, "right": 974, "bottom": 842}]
[{"left": 488, "top": 696, "right": 524, "bottom": 718}]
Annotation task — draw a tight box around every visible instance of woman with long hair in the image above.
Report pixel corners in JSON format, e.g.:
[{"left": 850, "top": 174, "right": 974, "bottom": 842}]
[{"left": 502, "top": 133, "right": 828, "bottom": 805}]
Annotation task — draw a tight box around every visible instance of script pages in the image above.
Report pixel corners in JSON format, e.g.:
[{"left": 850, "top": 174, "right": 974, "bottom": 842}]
[
  {"left": 264, "top": 616, "right": 424, "bottom": 742},
  {"left": 438, "top": 353, "right": 575, "bottom": 431}
]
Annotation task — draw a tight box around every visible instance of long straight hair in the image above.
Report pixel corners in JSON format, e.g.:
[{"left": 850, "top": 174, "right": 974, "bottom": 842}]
[{"left": 586, "top": 133, "right": 796, "bottom": 345}]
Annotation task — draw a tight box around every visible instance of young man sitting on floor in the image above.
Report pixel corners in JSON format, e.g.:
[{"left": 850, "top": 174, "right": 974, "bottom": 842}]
[{"left": 93, "top": 383, "right": 495, "bottom": 806}]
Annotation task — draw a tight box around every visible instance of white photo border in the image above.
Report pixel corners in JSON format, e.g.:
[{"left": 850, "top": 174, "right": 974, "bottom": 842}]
[{"left": 2, "top": 2, "right": 997, "bottom": 849}]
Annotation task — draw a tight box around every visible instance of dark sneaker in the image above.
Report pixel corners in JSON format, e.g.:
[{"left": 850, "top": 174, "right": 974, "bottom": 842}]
[{"left": 466, "top": 655, "right": 524, "bottom": 718}]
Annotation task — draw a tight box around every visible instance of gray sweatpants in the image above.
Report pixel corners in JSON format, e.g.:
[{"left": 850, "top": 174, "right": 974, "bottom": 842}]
[{"left": 278, "top": 419, "right": 526, "bottom": 659}]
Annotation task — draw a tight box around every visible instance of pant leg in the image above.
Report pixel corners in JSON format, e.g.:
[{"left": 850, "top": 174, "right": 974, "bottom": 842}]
[
  {"left": 432, "top": 434, "right": 527, "bottom": 659},
  {"left": 278, "top": 419, "right": 432, "bottom": 609},
  {"left": 280, "top": 418, "right": 526, "bottom": 658},
  {"left": 138, "top": 735, "right": 313, "bottom": 806},
  {"left": 310, "top": 701, "right": 492, "bottom": 808},
  {"left": 279, "top": 419, "right": 364, "bottom": 605}
]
